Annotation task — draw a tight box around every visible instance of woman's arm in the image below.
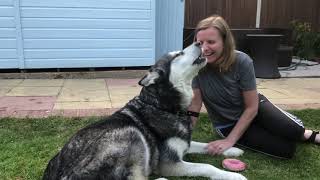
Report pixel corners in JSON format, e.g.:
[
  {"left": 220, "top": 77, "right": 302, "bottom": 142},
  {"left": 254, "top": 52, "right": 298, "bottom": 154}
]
[
  {"left": 188, "top": 88, "right": 203, "bottom": 127},
  {"left": 225, "top": 89, "right": 258, "bottom": 144},
  {"left": 206, "top": 89, "right": 258, "bottom": 155}
]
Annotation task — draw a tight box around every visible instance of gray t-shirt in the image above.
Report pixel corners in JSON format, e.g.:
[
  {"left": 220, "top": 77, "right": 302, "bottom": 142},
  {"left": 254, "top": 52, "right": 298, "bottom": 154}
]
[{"left": 192, "top": 51, "right": 257, "bottom": 129}]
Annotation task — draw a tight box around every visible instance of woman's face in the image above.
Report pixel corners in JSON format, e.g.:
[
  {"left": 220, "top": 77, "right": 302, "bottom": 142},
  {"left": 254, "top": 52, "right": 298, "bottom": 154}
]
[{"left": 196, "top": 27, "right": 224, "bottom": 64}]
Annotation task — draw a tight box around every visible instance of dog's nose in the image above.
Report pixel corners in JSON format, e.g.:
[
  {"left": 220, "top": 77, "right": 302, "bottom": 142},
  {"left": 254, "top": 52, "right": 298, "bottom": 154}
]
[{"left": 195, "top": 42, "right": 201, "bottom": 47}]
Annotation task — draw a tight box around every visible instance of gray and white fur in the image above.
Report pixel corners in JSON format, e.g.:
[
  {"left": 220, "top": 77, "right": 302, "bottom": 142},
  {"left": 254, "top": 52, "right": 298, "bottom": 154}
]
[{"left": 43, "top": 43, "right": 246, "bottom": 180}]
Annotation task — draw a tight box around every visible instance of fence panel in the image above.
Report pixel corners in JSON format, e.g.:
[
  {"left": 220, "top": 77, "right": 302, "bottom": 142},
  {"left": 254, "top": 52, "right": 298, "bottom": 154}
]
[
  {"left": 184, "top": 0, "right": 256, "bottom": 28},
  {"left": 185, "top": 0, "right": 320, "bottom": 31},
  {"left": 260, "top": 0, "right": 320, "bottom": 31}
]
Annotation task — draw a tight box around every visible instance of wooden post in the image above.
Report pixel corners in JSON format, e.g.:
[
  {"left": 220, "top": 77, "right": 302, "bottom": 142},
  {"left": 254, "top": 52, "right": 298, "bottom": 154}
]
[{"left": 256, "top": 0, "right": 262, "bottom": 28}]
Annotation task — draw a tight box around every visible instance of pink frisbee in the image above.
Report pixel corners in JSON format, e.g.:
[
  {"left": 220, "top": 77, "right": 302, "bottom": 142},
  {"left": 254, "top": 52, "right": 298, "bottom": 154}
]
[{"left": 222, "top": 158, "right": 247, "bottom": 172}]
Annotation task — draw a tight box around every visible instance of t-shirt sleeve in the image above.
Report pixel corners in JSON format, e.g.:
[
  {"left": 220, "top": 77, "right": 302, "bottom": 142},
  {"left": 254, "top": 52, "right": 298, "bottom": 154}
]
[{"left": 239, "top": 54, "right": 257, "bottom": 91}]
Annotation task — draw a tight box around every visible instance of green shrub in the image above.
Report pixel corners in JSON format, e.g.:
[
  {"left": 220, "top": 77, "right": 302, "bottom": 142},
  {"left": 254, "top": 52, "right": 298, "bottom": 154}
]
[{"left": 290, "top": 20, "right": 320, "bottom": 60}]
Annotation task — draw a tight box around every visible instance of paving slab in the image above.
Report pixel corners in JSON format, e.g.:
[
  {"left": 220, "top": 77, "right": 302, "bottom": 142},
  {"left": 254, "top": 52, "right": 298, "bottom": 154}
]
[
  {"left": 269, "top": 98, "right": 320, "bottom": 106},
  {"left": 63, "top": 79, "right": 107, "bottom": 90},
  {"left": 258, "top": 88, "right": 293, "bottom": 99},
  {"left": 108, "top": 87, "right": 141, "bottom": 96},
  {"left": 110, "top": 96, "right": 136, "bottom": 108},
  {"left": 52, "top": 108, "right": 118, "bottom": 117},
  {"left": 19, "top": 79, "right": 64, "bottom": 87},
  {"left": 278, "top": 88, "right": 320, "bottom": 99},
  {"left": 106, "top": 78, "right": 141, "bottom": 108},
  {"left": 105, "top": 78, "right": 140, "bottom": 87},
  {"left": 9, "top": 110, "right": 52, "bottom": 118},
  {"left": 0, "top": 96, "right": 56, "bottom": 111},
  {"left": 0, "top": 76, "right": 319, "bottom": 118},
  {"left": 0, "top": 87, "right": 12, "bottom": 96},
  {"left": 57, "top": 79, "right": 109, "bottom": 102},
  {"left": 6, "top": 86, "right": 61, "bottom": 96},
  {"left": 53, "top": 101, "right": 112, "bottom": 110},
  {"left": 0, "top": 79, "right": 23, "bottom": 87},
  {"left": 275, "top": 103, "right": 320, "bottom": 110},
  {"left": 57, "top": 89, "right": 110, "bottom": 102},
  {"left": 109, "top": 90, "right": 141, "bottom": 108},
  {"left": 258, "top": 78, "right": 320, "bottom": 89}
]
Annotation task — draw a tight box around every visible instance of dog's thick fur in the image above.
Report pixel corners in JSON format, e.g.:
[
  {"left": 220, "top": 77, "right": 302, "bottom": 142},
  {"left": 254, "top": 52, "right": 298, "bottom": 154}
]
[{"left": 43, "top": 43, "right": 246, "bottom": 180}]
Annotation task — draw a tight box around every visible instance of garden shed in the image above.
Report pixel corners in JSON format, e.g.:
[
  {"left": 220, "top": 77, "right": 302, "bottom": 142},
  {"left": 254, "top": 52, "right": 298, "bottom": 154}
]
[{"left": 0, "top": 0, "right": 185, "bottom": 69}]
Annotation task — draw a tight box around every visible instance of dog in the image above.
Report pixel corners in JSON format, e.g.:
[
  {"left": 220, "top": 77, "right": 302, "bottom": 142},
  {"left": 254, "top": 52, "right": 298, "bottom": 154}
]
[{"left": 43, "top": 42, "right": 246, "bottom": 180}]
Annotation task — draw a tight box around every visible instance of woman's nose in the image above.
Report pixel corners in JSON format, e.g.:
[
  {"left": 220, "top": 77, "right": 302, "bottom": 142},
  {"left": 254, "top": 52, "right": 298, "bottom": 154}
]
[{"left": 201, "top": 42, "right": 209, "bottom": 51}]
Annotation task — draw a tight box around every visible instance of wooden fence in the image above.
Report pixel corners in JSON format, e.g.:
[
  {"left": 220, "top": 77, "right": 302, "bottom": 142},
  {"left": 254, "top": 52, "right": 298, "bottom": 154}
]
[{"left": 185, "top": 0, "right": 320, "bottom": 31}]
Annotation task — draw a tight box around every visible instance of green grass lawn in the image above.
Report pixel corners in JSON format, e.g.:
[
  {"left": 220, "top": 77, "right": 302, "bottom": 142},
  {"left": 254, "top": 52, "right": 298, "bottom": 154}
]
[{"left": 0, "top": 109, "right": 319, "bottom": 180}]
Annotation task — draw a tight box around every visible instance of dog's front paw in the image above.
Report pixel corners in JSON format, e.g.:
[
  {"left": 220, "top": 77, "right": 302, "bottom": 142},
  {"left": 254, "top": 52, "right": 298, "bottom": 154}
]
[
  {"left": 222, "top": 147, "right": 244, "bottom": 157},
  {"left": 226, "top": 173, "right": 247, "bottom": 180},
  {"left": 211, "top": 172, "right": 247, "bottom": 180}
]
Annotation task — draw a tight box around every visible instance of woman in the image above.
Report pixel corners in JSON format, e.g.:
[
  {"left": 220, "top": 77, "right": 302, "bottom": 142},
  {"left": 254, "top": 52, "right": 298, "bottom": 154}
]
[{"left": 188, "top": 15, "right": 319, "bottom": 159}]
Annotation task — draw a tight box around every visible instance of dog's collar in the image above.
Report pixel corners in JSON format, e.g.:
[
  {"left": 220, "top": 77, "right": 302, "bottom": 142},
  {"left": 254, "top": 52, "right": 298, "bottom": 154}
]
[
  {"left": 186, "top": 111, "right": 200, "bottom": 117},
  {"left": 135, "top": 96, "right": 189, "bottom": 117},
  {"left": 176, "top": 110, "right": 200, "bottom": 117},
  {"left": 175, "top": 110, "right": 189, "bottom": 117}
]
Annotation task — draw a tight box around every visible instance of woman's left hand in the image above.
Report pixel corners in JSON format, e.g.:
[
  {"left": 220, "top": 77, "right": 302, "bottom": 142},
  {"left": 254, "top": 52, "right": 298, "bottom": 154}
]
[{"left": 205, "top": 139, "right": 235, "bottom": 155}]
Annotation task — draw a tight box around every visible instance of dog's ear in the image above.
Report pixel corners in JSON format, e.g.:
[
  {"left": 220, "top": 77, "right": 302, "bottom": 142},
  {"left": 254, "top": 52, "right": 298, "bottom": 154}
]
[{"left": 138, "top": 71, "right": 160, "bottom": 87}]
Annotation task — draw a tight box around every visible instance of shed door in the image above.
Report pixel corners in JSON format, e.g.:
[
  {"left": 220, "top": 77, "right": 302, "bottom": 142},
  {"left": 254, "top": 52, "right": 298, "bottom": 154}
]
[
  {"left": 0, "top": 0, "right": 19, "bottom": 69},
  {"left": 1, "top": 0, "right": 156, "bottom": 69},
  {"left": 155, "top": 0, "right": 185, "bottom": 59}
]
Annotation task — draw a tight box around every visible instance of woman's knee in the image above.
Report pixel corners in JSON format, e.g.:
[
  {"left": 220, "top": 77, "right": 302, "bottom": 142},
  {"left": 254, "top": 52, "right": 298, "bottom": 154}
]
[
  {"left": 267, "top": 141, "right": 297, "bottom": 159},
  {"left": 238, "top": 140, "right": 297, "bottom": 159}
]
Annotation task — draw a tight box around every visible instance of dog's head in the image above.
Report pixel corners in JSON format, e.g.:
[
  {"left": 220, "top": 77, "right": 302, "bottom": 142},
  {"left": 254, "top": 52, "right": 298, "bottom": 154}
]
[{"left": 139, "top": 42, "right": 206, "bottom": 108}]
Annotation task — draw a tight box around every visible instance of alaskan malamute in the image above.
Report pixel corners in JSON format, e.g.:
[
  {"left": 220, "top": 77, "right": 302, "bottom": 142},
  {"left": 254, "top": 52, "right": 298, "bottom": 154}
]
[{"left": 43, "top": 43, "right": 246, "bottom": 180}]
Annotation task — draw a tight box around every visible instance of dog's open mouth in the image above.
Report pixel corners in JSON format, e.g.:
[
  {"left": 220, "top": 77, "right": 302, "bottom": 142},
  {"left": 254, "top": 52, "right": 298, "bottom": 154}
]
[{"left": 193, "top": 55, "right": 206, "bottom": 65}]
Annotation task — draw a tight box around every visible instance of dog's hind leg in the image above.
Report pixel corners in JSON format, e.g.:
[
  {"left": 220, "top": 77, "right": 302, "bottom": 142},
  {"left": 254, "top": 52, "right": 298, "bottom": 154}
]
[
  {"left": 127, "top": 164, "right": 148, "bottom": 180},
  {"left": 158, "top": 161, "right": 246, "bottom": 180},
  {"left": 187, "top": 141, "right": 244, "bottom": 157},
  {"left": 124, "top": 128, "right": 153, "bottom": 180}
]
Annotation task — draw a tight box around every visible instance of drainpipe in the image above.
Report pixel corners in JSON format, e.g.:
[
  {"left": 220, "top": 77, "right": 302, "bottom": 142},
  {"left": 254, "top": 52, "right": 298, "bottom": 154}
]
[{"left": 256, "top": 0, "right": 262, "bottom": 28}]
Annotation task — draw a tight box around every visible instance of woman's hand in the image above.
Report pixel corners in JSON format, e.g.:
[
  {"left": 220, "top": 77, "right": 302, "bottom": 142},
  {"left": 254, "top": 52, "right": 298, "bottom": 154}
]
[
  {"left": 206, "top": 90, "right": 258, "bottom": 156},
  {"left": 205, "top": 139, "right": 235, "bottom": 155}
]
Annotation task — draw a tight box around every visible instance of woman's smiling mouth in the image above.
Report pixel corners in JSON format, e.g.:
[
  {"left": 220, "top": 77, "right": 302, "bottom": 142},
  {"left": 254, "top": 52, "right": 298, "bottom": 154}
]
[{"left": 204, "top": 51, "right": 215, "bottom": 57}]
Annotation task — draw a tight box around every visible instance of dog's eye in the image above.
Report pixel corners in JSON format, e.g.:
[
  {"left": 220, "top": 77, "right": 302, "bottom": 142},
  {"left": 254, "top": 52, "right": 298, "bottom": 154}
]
[
  {"left": 178, "top": 51, "right": 184, "bottom": 56},
  {"left": 168, "top": 51, "right": 183, "bottom": 58},
  {"left": 174, "top": 51, "right": 184, "bottom": 58}
]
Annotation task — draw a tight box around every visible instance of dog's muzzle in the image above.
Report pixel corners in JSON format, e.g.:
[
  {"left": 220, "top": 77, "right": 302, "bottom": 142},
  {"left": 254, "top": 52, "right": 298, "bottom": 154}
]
[{"left": 193, "top": 55, "right": 206, "bottom": 65}]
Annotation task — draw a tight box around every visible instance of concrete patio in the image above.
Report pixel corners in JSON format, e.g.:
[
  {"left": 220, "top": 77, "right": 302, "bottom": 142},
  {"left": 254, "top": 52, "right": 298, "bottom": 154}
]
[{"left": 0, "top": 77, "right": 319, "bottom": 118}]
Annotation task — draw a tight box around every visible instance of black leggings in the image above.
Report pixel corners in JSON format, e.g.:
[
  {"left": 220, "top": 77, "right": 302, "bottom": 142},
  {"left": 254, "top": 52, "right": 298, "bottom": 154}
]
[{"left": 217, "top": 94, "right": 305, "bottom": 159}]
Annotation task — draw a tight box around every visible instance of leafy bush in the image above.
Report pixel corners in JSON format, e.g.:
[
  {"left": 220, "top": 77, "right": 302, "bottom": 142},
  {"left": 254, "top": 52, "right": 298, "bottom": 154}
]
[{"left": 290, "top": 20, "right": 320, "bottom": 60}]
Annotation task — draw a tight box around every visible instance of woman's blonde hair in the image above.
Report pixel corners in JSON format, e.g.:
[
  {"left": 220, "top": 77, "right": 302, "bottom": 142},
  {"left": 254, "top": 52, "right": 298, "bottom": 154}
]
[{"left": 195, "top": 15, "right": 236, "bottom": 72}]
